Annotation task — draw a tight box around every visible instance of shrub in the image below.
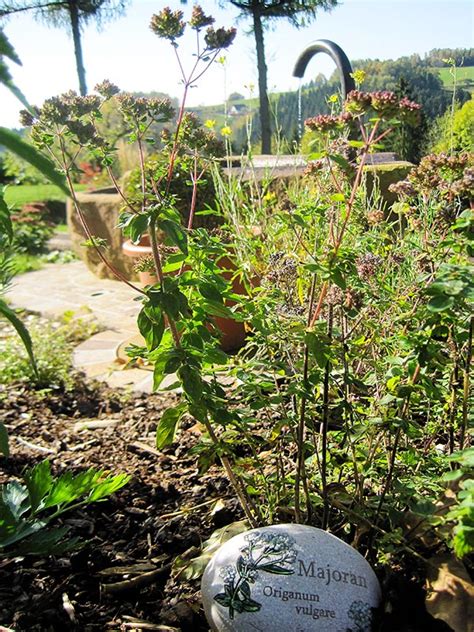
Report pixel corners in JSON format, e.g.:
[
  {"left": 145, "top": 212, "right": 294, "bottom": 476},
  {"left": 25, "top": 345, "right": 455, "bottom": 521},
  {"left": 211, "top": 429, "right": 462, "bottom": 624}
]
[
  {"left": 430, "top": 97, "right": 474, "bottom": 154},
  {"left": 2, "top": 150, "right": 51, "bottom": 185},
  {"left": 11, "top": 203, "right": 54, "bottom": 254},
  {"left": 124, "top": 142, "right": 223, "bottom": 230},
  {"left": 0, "top": 319, "right": 75, "bottom": 390}
]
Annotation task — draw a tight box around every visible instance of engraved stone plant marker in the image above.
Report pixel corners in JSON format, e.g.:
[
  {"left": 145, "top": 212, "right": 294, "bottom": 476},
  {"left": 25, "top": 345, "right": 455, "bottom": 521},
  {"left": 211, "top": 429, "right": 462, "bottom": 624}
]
[{"left": 201, "top": 524, "right": 382, "bottom": 631}]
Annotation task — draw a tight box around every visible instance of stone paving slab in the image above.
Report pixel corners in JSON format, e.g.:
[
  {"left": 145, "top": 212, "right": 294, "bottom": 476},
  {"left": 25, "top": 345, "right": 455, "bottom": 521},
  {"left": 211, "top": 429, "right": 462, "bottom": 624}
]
[
  {"left": 6, "top": 261, "right": 153, "bottom": 390},
  {"left": 7, "top": 261, "right": 140, "bottom": 333},
  {"left": 6, "top": 261, "right": 237, "bottom": 395}
]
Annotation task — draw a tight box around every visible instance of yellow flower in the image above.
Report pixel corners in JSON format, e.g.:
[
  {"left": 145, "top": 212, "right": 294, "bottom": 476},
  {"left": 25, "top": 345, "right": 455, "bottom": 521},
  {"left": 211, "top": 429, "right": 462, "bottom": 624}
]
[
  {"left": 221, "top": 125, "right": 232, "bottom": 137},
  {"left": 350, "top": 70, "right": 366, "bottom": 87},
  {"left": 205, "top": 119, "right": 216, "bottom": 129}
]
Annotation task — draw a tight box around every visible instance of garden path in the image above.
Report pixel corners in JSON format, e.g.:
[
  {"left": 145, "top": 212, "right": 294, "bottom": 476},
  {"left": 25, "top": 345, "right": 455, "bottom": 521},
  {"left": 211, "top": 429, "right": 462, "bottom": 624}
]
[{"left": 6, "top": 261, "right": 158, "bottom": 392}]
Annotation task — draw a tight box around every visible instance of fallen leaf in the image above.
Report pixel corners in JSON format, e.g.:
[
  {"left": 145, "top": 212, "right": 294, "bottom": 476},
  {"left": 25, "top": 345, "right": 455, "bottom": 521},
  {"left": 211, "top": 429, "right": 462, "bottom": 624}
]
[{"left": 425, "top": 553, "right": 474, "bottom": 632}]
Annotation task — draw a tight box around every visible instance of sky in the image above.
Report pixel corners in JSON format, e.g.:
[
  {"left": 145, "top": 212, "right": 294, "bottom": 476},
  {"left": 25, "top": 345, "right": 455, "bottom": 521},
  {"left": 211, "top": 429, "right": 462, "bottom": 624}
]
[{"left": 0, "top": 0, "right": 473, "bottom": 128}]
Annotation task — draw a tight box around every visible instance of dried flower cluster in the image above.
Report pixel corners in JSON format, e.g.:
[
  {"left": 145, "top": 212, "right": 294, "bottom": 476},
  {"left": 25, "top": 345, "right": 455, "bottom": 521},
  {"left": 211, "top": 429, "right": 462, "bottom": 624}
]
[
  {"left": 150, "top": 5, "right": 235, "bottom": 50},
  {"left": 169, "top": 111, "right": 223, "bottom": 156},
  {"left": 390, "top": 152, "right": 474, "bottom": 205},
  {"left": 356, "top": 253, "right": 382, "bottom": 280},
  {"left": 305, "top": 112, "right": 353, "bottom": 133},
  {"left": 345, "top": 90, "right": 421, "bottom": 124},
  {"left": 116, "top": 93, "right": 175, "bottom": 123}
]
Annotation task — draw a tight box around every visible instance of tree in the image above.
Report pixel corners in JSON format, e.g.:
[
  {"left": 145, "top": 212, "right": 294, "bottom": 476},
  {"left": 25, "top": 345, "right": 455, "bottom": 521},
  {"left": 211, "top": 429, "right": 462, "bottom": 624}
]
[
  {"left": 0, "top": 1, "right": 129, "bottom": 95},
  {"left": 226, "top": 0, "right": 338, "bottom": 154}
]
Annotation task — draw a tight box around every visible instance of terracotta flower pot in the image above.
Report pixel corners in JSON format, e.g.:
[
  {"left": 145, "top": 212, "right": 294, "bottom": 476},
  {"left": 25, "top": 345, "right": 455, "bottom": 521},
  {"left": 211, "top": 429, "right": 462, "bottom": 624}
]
[
  {"left": 122, "top": 236, "right": 247, "bottom": 351},
  {"left": 122, "top": 235, "right": 157, "bottom": 286}
]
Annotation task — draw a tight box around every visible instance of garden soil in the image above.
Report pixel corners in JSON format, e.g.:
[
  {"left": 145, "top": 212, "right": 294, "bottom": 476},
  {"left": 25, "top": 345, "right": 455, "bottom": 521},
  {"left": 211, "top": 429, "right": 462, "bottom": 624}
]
[{"left": 0, "top": 379, "right": 459, "bottom": 631}]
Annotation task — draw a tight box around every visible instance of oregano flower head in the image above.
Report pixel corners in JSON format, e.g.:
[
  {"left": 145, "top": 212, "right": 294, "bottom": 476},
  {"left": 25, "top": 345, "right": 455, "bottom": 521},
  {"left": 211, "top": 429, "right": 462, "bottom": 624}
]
[
  {"left": 19, "top": 109, "right": 35, "bottom": 127},
  {"left": 345, "top": 90, "right": 372, "bottom": 115},
  {"left": 305, "top": 113, "right": 351, "bottom": 133},
  {"left": 204, "top": 26, "right": 236, "bottom": 50},
  {"left": 189, "top": 5, "right": 214, "bottom": 30},
  {"left": 398, "top": 97, "right": 422, "bottom": 125},
  {"left": 370, "top": 91, "right": 399, "bottom": 118},
  {"left": 94, "top": 80, "right": 120, "bottom": 99},
  {"left": 150, "top": 7, "right": 186, "bottom": 41}
]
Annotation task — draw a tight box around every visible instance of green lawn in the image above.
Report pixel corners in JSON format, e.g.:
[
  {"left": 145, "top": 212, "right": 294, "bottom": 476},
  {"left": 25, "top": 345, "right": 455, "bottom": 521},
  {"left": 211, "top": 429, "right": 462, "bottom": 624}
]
[
  {"left": 4, "top": 183, "right": 87, "bottom": 208},
  {"left": 434, "top": 65, "right": 474, "bottom": 93}
]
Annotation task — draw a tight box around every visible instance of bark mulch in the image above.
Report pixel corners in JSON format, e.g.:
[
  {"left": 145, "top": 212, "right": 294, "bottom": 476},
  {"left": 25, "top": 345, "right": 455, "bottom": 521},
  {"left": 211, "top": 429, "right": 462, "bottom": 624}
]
[
  {"left": 0, "top": 378, "right": 239, "bottom": 631},
  {"left": 0, "top": 379, "right": 458, "bottom": 632}
]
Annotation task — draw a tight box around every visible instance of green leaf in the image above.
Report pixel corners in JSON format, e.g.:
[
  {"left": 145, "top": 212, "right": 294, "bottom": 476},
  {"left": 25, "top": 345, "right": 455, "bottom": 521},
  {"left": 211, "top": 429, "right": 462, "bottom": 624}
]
[
  {"left": 87, "top": 472, "right": 130, "bottom": 502},
  {"left": 12, "top": 527, "right": 80, "bottom": 556},
  {"left": 328, "top": 153, "right": 352, "bottom": 174},
  {"left": 242, "top": 599, "right": 261, "bottom": 612},
  {"left": 214, "top": 593, "right": 232, "bottom": 607},
  {"left": 305, "top": 331, "right": 331, "bottom": 368},
  {"left": 258, "top": 563, "right": 294, "bottom": 575},
  {"left": 0, "top": 299, "right": 38, "bottom": 378},
  {"left": 0, "top": 128, "right": 69, "bottom": 195},
  {"left": 0, "top": 189, "right": 13, "bottom": 242},
  {"left": 200, "top": 282, "right": 224, "bottom": 303},
  {"left": 348, "top": 140, "right": 366, "bottom": 148},
  {"left": 138, "top": 306, "right": 164, "bottom": 351},
  {"left": 0, "top": 28, "right": 21, "bottom": 65},
  {"left": 178, "top": 365, "right": 203, "bottom": 402},
  {"left": 125, "top": 214, "right": 149, "bottom": 243},
  {"left": 156, "top": 403, "right": 187, "bottom": 449},
  {"left": 0, "top": 422, "right": 9, "bottom": 458},
  {"left": 159, "top": 219, "right": 188, "bottom": 255},
  {"left": 0, "top": 29, "right": 31, "bottom": 111},
  {"left": 427, "top": 295, "right": 455, "bottom": 312},
  {"left": 24, "top": 460, "right": 53, "bottom": 513},
  {"left": 203, "top": 300, "right": 234, "bottom": 319},
  {"left": 2, "top": 481, "right": 29, "bottom": 521}
]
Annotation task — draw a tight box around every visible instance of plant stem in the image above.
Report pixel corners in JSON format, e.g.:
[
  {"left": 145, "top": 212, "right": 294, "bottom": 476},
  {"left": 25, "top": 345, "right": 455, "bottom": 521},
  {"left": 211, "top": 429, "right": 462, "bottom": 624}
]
[
  {"left": 374, "top": 363, "right": 421, "bottom": 525},
  {"left": 203, "top": 415, "right": 259, "bottom": 528},
  {"left": 460, "top": 316, "right": 472, "bottom": 450},
  {"left": 320, "top": 305, "right": 333, "bottom": 530},
  {"left": 60, "top": 149, "right": 144, "bottom": 295}
]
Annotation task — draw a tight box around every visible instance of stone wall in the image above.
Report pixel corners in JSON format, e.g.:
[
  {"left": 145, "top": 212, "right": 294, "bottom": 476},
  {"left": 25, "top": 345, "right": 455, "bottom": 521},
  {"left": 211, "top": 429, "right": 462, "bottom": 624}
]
[{"left": 67, "top": 188, "right": 135, "bottom": 280}]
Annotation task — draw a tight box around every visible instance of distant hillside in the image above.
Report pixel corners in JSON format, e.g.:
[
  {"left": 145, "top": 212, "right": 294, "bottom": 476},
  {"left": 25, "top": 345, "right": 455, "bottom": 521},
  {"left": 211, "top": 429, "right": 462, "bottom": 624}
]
[
  {"left": 188, "top": 48, "right": 473, "bottom": 161},
  {"left": 434, "top": 65, "right": 474, "bottom": 93}
]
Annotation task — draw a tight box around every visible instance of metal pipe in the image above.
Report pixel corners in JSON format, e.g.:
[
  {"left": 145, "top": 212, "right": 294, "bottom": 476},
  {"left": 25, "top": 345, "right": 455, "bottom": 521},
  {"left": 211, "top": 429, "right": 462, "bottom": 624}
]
[{"left": 293, "top": 39, "right": 355, "bottom": 100}]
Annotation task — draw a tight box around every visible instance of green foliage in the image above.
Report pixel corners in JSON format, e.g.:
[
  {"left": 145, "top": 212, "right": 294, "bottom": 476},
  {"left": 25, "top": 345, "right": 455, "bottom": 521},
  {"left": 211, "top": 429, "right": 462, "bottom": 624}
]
[
  {"left": 431, "top": 97, "right": 474, "bottom": 154},
  {"left": 0, "top": 25, "right": 30, "bottom": 108},
  {"left": 2, "top": 149, "right": 51, "bottom": 185},
  {"left": 10, "top": 203, "right": 55, "bottom": 254},
  {"left": 0, "top": 127, "right": 69, "bottom": 194},
  {"left": 23, "top": 7, "right": 474, "bottom": 572},
  {"left": 0, "top": 318, "right": 75, "bottom": 389},
  {"left": 444, "top": 449, "right": 474, "bottom": 558},
  {"left": 0, "top": 459, "right": 130, "bottom": 556},
  {"left": 124, "top": 150, "right": 221, "bottom": 230},
  {"left": 229, "top": 49, "right": 472, "bottom": 160}
]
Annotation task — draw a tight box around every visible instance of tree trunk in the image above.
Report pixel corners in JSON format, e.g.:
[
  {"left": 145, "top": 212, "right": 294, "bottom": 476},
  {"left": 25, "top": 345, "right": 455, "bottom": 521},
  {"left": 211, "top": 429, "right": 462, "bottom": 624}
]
[
  {"left": 252, "top": 7, "right": 272, "bottom": 154},
  {"left": 68, "top": 0, "right": 87, "bottom": 95}
]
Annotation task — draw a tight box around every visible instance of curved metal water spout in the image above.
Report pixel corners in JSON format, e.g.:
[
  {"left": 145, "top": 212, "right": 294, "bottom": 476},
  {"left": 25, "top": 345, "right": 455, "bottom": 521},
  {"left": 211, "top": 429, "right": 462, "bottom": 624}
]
[{"left": 293, "top": 39, "right": 355, "bottom": 99}]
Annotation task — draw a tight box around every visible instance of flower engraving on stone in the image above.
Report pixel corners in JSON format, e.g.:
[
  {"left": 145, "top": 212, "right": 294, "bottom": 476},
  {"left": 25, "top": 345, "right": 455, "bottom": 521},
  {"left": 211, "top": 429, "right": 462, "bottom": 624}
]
[
  {"left": 213, "top": 531, "right": 298, "bottom": 620},
  {"left": 346, "top": 599, "right": 375, "bottom": 631}
]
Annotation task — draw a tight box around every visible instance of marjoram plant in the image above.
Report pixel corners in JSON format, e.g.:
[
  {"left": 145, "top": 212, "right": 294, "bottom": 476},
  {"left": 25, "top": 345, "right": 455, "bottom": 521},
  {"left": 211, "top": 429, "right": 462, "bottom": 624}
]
[{"left": 20, "top": 3, "right": 473, "bottom": 567}]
